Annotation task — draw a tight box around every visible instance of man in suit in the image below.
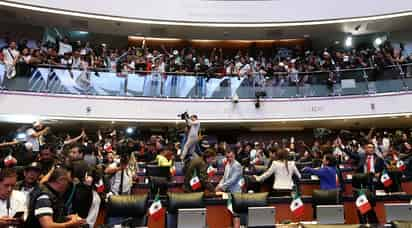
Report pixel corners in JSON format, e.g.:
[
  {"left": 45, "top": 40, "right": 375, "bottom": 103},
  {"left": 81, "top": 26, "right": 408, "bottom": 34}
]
[
  {"left": 346, "top": 143, "right": 384, "bottom": 224},
  {"left": 183, "top": 149, "right": 217, "bottom": 193},
  {"left": 346, "top": 143, "right": 385, "bottom": 176},
  {"left": 215, "top": 149, "right": 243, "bottom": 193}
]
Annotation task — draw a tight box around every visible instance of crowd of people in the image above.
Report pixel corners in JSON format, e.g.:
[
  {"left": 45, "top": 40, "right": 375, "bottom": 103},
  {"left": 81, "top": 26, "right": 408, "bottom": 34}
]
[
  {"left": 1, "top": 36, "right": 412, "bottom": 85},
  {"left": 0, "top": 116, "right": 411, "bottom": 226}
]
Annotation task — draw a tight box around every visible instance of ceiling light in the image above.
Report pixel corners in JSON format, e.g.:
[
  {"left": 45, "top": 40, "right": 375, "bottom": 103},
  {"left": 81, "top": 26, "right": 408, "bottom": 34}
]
[
  {"left": 374, "top": 37, "right": 383, "bottom": 46},
  {"left": 345, "top": 36, "right": 353, "bottom": 48},
  {"left": 126, "top": 127, "right": 134, "bottom": 134}
]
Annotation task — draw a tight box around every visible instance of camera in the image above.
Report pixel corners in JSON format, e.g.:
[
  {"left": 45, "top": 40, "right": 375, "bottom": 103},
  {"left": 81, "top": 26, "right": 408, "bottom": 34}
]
[{"left": 177, "top": 112, "right": 189, "bottom": 120}]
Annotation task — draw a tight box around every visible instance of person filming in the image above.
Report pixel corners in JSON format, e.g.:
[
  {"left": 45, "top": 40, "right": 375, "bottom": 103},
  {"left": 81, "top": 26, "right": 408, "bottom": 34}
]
[{"left": 180, "top": 113, "right": 200, "bottom": 161}]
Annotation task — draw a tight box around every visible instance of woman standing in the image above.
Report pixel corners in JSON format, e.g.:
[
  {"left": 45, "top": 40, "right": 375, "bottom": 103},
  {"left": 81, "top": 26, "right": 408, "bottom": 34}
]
[{"left": 253, "top": 148, "right": 301, "bottom": 196}]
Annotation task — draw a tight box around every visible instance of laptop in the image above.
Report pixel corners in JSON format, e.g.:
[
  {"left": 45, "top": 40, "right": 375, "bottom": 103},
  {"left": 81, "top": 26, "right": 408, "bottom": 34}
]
[
  {"left": 177, "top": 208, "right": 207, "bottom": 228},
  {"left": 248, "top": 206, "right": 276, "bottom": 227},
  {"left": 385, "top": 203, "right": 412, "bottom": 222},
  {"left": 316, "top": 205, "right": 345, "bottom": 224}
]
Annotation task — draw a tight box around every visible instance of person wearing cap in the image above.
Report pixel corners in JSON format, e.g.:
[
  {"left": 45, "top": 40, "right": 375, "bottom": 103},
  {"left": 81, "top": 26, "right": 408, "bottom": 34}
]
[
  {"left": 26, "top": 121, "right": 49, "bottom": 156},
  {"left": 15, "top": 162, "right": 42, "bottom": 198}
]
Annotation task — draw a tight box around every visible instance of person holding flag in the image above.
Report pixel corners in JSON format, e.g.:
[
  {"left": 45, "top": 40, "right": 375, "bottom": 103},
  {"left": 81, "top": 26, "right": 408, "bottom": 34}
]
[{"left": 183, "top": 149, "right": 217, "bottom": 192}]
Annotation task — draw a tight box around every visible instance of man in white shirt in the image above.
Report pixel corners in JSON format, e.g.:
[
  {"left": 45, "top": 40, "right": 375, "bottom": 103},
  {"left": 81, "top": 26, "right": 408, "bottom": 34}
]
[
  {"left": 105, "top": 155, "right": 133, "bottom": 195},
  {"left": 2, "top": 41, "right": 20, "bottom": 79},
  {"left": 0, "top": 168, "right": 27, "bottom": 227},
  {"left": 57, "top": 37, "right": 72, "bottom": 56},
  {"left": 26, "top": 121, "right": 49, "bottom": 156}
]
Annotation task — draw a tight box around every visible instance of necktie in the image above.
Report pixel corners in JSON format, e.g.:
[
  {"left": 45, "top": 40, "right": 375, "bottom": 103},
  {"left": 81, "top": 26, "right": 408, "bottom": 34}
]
[
  {"left": 366, "top": 155, "right": 373, "bottom": 173},
  {"left": 119, "top": 169, "right": 124, "bottom": 195}
]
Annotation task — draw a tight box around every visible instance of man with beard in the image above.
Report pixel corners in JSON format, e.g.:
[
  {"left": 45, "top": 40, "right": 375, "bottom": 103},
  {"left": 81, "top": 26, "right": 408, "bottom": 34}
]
[{"left": 38, "top": 145, "right": 57, "bottom": 176}]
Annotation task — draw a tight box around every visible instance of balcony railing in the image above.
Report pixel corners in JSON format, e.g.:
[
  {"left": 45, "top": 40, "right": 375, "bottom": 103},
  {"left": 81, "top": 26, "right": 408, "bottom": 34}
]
[{"left": 1, "top": 63, "right": 412, "bottom": 99}]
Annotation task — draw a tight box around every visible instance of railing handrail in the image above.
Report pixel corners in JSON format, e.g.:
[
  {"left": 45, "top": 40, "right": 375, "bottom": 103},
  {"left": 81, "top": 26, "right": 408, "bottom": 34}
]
[{"left": 30, "top": 62, "right": 412, "bottom": 77}]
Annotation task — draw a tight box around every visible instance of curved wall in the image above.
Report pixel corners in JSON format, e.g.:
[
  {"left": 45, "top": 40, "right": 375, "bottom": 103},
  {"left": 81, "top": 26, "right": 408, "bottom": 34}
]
[
  {"left": 5, "top": 0, "right": 412, "bottom": 23},
  {"left": 0, "top": 91, "right": 410, "bottom": 123}
]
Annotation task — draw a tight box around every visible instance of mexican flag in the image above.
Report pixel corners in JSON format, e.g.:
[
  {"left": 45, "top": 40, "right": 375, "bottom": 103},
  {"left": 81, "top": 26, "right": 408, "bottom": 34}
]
[
  {"left": 290, "top": 196, "right": 304, "bottom": 217},
  {"left": 148, "top": 195, "right": 164, "bottom": 221},
  {"left": 356, "top": 193, "right": 371, "bottom": 215},
  {"left": 207, "top": 166, "right": 216, "bottom": 177},
  {"left": 170, "top": 165, "right": 176, "bottom": 176},
  {"left": 227, "top": 194, "right": 234, "bottom": 214},
  {"left": 190, "top": 176, "right": 202, "bottom": 190},
  {"left": 95, "top": 178, "right": 105, "bottom": 193},
  {"left": 396, "top": 160, "right": 407, "bottom": 171},
  {"left": 3, "top": 154, "right": 16, "bottom": 167},
  {"left": 380, "top": 171, "right": 393, "bottom": 188}
]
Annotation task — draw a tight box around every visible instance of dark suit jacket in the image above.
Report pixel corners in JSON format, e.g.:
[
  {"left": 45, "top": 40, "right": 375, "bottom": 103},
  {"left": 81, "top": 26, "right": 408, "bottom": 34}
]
[{"left": 345, "top": 149, "right": 385, "bottom": 174}]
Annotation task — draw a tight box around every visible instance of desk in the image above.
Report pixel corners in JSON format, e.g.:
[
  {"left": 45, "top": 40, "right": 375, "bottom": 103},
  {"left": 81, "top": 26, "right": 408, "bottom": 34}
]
[{"left": 142, "top": 194, "right": 412, "bottom": 228}]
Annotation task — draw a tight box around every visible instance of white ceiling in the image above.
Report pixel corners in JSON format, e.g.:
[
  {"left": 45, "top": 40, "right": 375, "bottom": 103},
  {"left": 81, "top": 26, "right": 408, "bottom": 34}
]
[{"left": 1, "top": 4, "right": 412, "bottom": 41}]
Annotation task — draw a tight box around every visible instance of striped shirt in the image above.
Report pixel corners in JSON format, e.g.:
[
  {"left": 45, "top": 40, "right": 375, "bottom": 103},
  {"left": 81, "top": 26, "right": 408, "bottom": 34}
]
[{"left": 33, "top": 194, "right": 54, "bottom": 218}]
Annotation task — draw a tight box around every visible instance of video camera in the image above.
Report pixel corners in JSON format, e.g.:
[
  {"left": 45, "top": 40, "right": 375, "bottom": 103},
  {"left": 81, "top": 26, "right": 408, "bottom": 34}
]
[{"left": 177, "top": 112, "right": 190, "bottom": 120}]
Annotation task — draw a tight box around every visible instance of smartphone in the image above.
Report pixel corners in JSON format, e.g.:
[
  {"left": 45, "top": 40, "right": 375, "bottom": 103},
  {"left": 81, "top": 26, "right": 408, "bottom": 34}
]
[{"left": 13, "top": 211, "right": 24, "bottom": 219}]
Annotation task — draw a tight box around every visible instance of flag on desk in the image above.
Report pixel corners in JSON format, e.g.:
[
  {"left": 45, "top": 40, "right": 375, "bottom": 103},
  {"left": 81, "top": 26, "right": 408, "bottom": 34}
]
[
  {"left": 207, "top": 166, "right": 216, "bottom": 177},
  {"left": 356, "top": 192, "right": 371, "bottom": 215},
  {"left": 290, "top": 195, "right": 304, "bottom": 217},
  {"left": 396, "top": 160, "right": 407, "bottom": 171},
  {"left": 380, "top": 170, "right": 393, "bottom": 188},
  {"left": 190, "top": 176, "right": 201, "bottom": 190},
  {"left": 170, "top": 165, "right": 176, "bottom": 176},
  {"left": 95, "top": 178, "right": 105, "bottom": 193},
  {"left": 148, "top": 195, "right": 164, "bottom": 221}
]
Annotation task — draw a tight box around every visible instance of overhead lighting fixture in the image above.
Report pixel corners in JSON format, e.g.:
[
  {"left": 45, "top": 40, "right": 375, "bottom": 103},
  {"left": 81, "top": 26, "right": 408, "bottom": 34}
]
[
  {"left": 374, "top": 37, "right": 383, "bottom": 46},
  {"left": 126, "top": 127, "right": 134, "bottom": 134},
  {"left": 345, "top": 36, "right": 353, "bottom": 48},
  {"left": 129, "top": 36, "right": 181, "bottom": 41},
  {"left": 77, "top": 31, "right": 88, "bottom": 34}
]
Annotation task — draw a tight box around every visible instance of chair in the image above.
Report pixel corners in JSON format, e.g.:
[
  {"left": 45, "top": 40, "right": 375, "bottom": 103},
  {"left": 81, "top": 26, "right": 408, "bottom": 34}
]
[
  {"left": 106, "top": 194, "right": 148, "bottom": 227},
  {"left": 167, "top": 192, "right": 205, "bottom": 228},
  {"left": 351, "top": 173, "right": 372, "bottom": 192},
  {"left": 232, "top": 192, "right": 269, "bottom": 226},
  {"left": 312, "top": 189, "right": 342, "bottom": 221},
  {"left": 146, "top": 165, "right": 170, "bottom": 197},
  {"left": 386, "top": 170, "right": 403, "bottom": 193}
]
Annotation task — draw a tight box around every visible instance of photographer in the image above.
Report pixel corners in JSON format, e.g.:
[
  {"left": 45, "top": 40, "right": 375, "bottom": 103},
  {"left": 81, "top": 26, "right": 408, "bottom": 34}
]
[{"left": 180, "top": 113, "right": 200, "bottom": 161}]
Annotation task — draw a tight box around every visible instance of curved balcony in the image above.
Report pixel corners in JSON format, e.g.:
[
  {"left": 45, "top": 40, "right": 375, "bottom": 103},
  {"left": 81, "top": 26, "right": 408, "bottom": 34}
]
[
  {"left": 2, "top": 63, "right": 412, "bottom": 127},
  {"left": 1, "top": 63, "right": 412, "bottom": 99}
]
